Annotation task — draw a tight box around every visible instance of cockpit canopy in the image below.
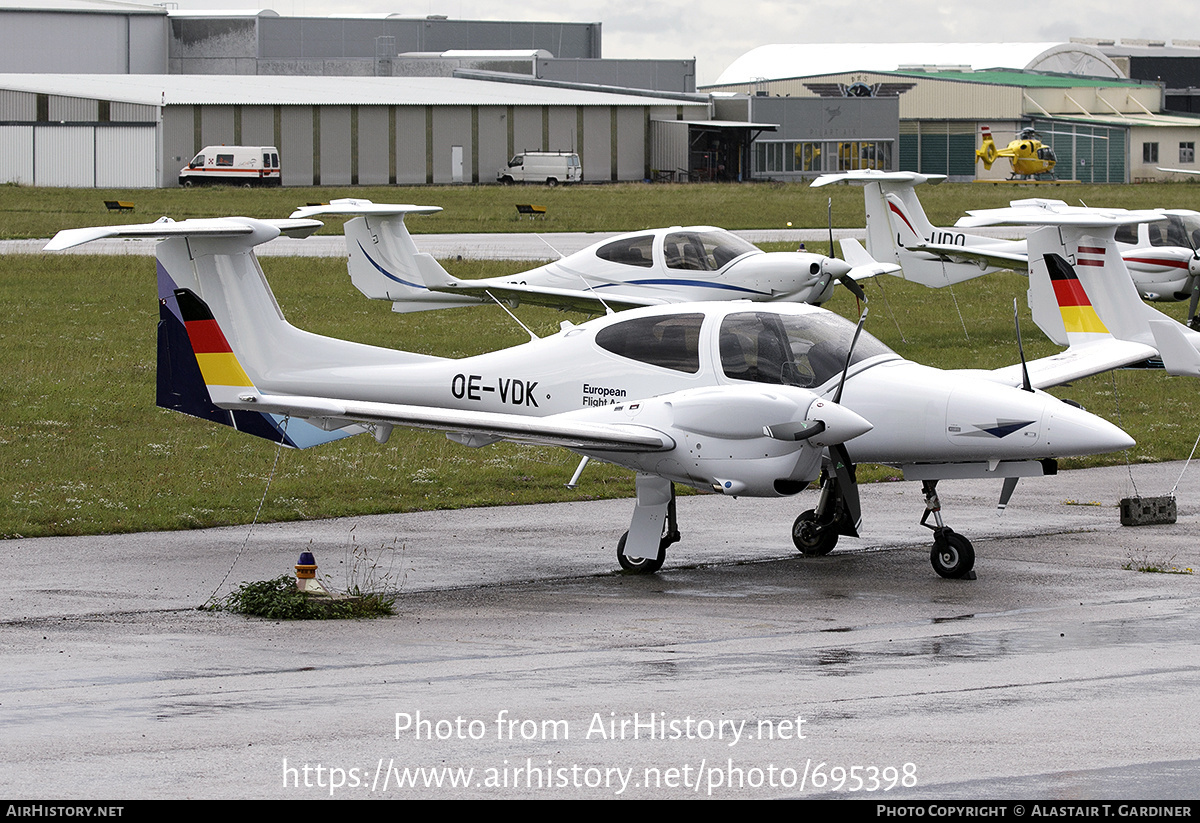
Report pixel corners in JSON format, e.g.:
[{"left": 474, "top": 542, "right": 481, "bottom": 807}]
[
  {"left": 593, "top": 308, "right": 895, "bottom": 387},
  {"left": 719, "top": 310, "right": 893, "bottom": 388},
  {"left": 1117, "top": 212, "right": 1200, "bottom": 249},
  {"left": 594, "top": 229, "right": 759, "bottom": 272}
]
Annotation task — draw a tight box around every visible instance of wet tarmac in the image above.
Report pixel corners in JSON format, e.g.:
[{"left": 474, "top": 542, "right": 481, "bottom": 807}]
[{"left": 2, "top": 462, "right": 1197, "bottom": 799}]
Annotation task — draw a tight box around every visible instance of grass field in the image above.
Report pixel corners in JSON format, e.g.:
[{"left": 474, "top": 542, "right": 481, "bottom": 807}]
[
  {"left": 3, "top": 178, "right": 1200, "bottom": 240},
  {"left": 3, "top": 181, "right": 1199, "bottom": 538}
]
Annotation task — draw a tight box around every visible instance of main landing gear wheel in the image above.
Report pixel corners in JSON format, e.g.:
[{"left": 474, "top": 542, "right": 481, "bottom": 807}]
[
  {"left": 930, "top": 530, "right": 975, "bottom": 579},
  {"left": 792, "top": 510, "right": 839, "bottom": 556},
  {"left": 616, "top": 531, "right": 668, "bottom": 574}
]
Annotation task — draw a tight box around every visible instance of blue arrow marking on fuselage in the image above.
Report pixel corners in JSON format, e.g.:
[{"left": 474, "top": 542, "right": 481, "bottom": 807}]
[{"left": 978, "top": 420, "right": 1035, "bottom": 438}]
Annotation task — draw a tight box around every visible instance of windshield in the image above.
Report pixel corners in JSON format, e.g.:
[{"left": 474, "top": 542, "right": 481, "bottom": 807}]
[
  {"left": 663, "top": 230, "right": 758, "bottom": 272},
  {"left": 1148, "top": 214, "right": 1200, "bottom": 249},
  {"left": 719, "top": 310, "right": 894, "bottom": 388}
]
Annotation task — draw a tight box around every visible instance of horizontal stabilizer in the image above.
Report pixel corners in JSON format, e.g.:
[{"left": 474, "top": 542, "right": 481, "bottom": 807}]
[
  {"left": 44, "top": 217, "right": 323, "bottom": 251},
  {"left": 1148, "top": 319, "right": 1200, "bottom": 377},
  {"left": 290, "top": 199, "right": 443, "bottom": 219},
  {"left": 838, "top": 238, "right": 902, "bottom": 280},
  {"left": 811, "top": 171, "right": 947, "bottom": 188}
]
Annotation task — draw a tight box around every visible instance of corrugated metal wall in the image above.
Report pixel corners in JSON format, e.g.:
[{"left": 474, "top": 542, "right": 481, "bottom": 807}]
[{"left": 0, "top": 124, "right": 156, "bottom": 187}]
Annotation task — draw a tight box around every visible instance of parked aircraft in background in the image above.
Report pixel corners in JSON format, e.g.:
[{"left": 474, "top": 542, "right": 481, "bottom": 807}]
[
  {"left": 290, "top": 199, "right": 897, "bottom": 314},
  {"left": 975, "top": 126, "right": 1057, "bottom": 179},
  {"left": 956, "top": 203, "right": 1200, "bottom": 377},
  {"left": 46, "top": 216, "right": 1137, "bottom": 579},
  {"left": 813, "top": 170, "right": 1200, "bottom": 331}
]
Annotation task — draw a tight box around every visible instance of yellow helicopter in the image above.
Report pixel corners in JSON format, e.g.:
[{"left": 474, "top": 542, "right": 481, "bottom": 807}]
[{"left": 975, "top": 126, "right": 1057, "bottom": 179}]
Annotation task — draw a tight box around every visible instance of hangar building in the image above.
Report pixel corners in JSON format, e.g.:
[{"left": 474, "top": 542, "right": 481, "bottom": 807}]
[
  {"left": 704, "top": 42, "right": 1200, "bottom": 183},
  {"left": 0, "top": 73, "right": 712, "bottom": 188}
]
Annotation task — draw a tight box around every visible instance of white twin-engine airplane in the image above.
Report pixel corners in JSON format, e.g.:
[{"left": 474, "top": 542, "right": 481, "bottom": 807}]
[
  {"left": 289, "top": 199, "right": 898, "bottom": 314},
  {"left": 46, "top": 216, "right": 1136, "bottom": 579},
  {"left": 812, "top": 170, "right": 1200, "bottom": 331}
]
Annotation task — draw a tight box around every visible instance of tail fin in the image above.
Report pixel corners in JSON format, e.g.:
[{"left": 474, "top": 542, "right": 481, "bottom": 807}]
[
  {"left": 1026, "top": 222, "right": 1200, "bottom": 372},
  {"left": 292, "top": 199, "right": 477, "bottom": 313},
  {"left": 157, "top": 286, "right": 356, "bottom": 447},
  {"left": 47, "top": 216, "right": 433, "bottom": 447},
  {"left": 813, "top": 170, "right": 1003, "bottom": 287}
]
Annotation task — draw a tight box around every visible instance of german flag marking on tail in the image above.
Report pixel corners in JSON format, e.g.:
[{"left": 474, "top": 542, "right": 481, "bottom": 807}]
[
  {"left": 1046, "top": 253, "right": 1109, "bottom": 335},
  {"left": 175, "top": 289, "right": 254, "bottom": 388}
]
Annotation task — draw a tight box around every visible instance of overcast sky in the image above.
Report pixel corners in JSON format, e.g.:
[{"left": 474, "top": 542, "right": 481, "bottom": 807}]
[{"left": 168, "top": 0, "right": 1196, "bottom": 86}]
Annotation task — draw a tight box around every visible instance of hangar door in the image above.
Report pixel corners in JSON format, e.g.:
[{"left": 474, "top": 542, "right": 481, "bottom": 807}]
[
  {"left": 1030, "top": 120, "right": 1126, "bottom": 184},
  {"left": 0, "top": 124, "right": 158, "bottom": 187}
]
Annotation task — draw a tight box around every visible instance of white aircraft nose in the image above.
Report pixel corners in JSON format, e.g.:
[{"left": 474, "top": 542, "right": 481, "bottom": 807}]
[{"left": 1045, "top": 401, "right": 1135, "bottom": 456}]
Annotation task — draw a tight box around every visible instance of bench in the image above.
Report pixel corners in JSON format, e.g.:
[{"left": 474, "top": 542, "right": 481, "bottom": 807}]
[
  {"left": 104, "top": 200, "right": 134, "bottom": 213},
  {"left": 515, "top": 204, "right": 547, "bottom": 219}
]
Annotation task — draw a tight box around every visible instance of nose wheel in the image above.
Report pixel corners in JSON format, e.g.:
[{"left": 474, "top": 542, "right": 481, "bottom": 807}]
[
  {"left": 930, "top": 529, "right": 975, "bottom": 578},
  {"left": 920, "top": 480, "right": 976, "bottom": 579},
  {"left": 792, "top": 510, "right": 840, "bottom": 556}
]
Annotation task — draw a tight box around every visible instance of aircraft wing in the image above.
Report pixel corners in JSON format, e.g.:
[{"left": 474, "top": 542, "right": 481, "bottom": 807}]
[
  {"left": 980, "top": 339, "right": 1159, "bottom": 390},
  {"left": 956, "top": 207, "right": 1164, "bottom": 229},
  {"left": 421, "top": 279, "right": 663, "bottom": 313},
  {"left": 904, "top": 242, "right": 1029, "bottom": 270},
  {"left": 44, "top": 217, "right": 324, "bottom": 250},
  {"left": 241, "top": 393, "right": 675, "bottom": 452}
]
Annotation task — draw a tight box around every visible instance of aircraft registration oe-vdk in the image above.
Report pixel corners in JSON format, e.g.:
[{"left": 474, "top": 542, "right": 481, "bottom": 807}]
[
  {"left": 45, "top": 216, "right": 1137, "bottom": 580},
  {"left": 289, "top": 199, "right": 899, "bottom": 314},
  {"left": 812, "top": 170, "right": 1200, "bottom": 331}
]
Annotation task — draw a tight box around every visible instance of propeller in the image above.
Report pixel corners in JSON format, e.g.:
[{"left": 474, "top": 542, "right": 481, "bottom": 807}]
[
  {"left": 826, "top": 303, "right": 872, "bottom": 536},
  {"left": 1181, "top": 228, "right": 1200, "bottom": 326},
  {"left": 1013, "top": 298, "right": 1033, "bottom": 393},
  {"left": 827, "top": 196, "right": 835, "bottom": 259}
]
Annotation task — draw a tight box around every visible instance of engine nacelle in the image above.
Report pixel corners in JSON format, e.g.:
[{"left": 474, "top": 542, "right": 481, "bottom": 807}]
[{"left": 568, "top": 384, "right": 872, "bottom": 497}]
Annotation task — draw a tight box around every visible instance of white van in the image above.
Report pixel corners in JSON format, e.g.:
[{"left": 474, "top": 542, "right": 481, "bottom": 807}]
[
  {"left": 497, "top": 151, "right": 581, "bottom": 186},
  {"left": 179, "top": 146, "right": 281, "bottom": 187}
]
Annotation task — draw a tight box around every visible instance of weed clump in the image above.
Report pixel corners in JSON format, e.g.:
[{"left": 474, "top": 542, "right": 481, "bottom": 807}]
[{"left": 211, "top": 575, "right": 395, "bottom": 619}]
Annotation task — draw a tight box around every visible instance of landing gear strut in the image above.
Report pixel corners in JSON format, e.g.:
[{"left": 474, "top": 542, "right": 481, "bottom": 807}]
[
  {"left": 616, "top": 475, "right": 680, "bottom": 574},
  {"left": 792, "top": 462, "right": 859, "bottom": 556},
  {"left": 919, "top": 480, "right": 976, "bottom": 579}
]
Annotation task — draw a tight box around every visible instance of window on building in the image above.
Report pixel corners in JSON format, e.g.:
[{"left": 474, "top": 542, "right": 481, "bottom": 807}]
[
  {"left": 1143, "top": 143, "right": 1159, "bottom": 163},
  {"left": 1180, "top": 142, "right": 1195, "bottom": 164}
]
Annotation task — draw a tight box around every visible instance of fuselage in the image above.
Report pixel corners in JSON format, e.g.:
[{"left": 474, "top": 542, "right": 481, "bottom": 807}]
[
  {"left": 478, "top": 227, "right": 836, "bottom": 305},
  {"left": 256, "top": 301, "right": 1133, "bottom": 469}
]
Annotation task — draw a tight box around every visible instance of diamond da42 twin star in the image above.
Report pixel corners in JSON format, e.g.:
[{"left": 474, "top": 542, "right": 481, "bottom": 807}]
[
  {"left": 290, "top": 199, "right": 897, "bottom": 314},
  {"left": 46, "top": 216, "right": 1134, "bottom": 578}
]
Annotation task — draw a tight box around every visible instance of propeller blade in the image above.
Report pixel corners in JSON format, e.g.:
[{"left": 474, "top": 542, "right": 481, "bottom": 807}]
[
  {"left": 763, "top": 400, "right": 871, "bottom": 445},
  {"left": 1013, "top": 298, "right": 1033, "bottom": 393},
  {"left": 830, "top": 443, "right": 862, "bottom": 535},
  {"left": 833, "top": 305, "right": 870, "bottom": 405},
  {"left": 827, "top": 197, "right": 834, "bottom": 258},
  {"left": 763, "top": 420, "right": 826, "bottom": 441}
]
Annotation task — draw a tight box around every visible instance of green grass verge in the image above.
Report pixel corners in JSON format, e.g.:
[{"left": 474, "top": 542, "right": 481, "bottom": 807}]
[{"left": 5, "top": 179, "right": 1200, "bottom": 240}]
